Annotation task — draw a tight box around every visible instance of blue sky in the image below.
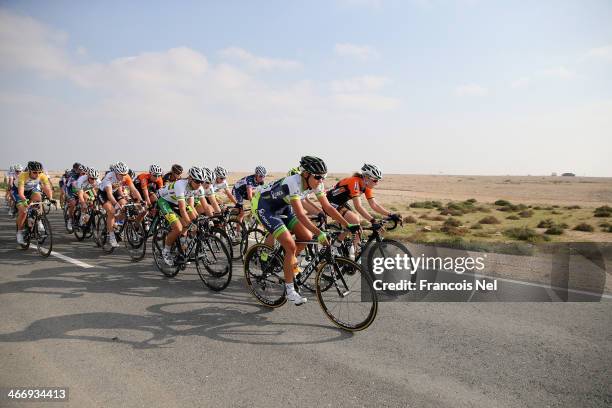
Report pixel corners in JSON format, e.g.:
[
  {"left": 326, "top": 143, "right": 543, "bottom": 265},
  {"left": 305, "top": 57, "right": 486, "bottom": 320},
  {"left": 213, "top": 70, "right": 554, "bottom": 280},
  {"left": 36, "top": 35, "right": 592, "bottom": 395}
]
[{"left": 1, "top": 0, "right": 611, "bottom": 175}]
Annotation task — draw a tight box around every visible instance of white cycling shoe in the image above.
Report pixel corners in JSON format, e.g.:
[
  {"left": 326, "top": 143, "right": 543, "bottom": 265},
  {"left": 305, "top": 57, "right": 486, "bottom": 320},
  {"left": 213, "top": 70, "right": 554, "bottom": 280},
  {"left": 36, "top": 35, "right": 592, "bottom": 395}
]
[
  {"left": 16, "top": 231, "right": 25, "bottom": 245},
  {"left": 162, "top": 248, "right": 174, "bottom": 266},
  {"left": 108, "top": 233, "right": 119, "bottom": 248},
  {"left": 286, "top": 287, "right": 307, "bottom": 306}
]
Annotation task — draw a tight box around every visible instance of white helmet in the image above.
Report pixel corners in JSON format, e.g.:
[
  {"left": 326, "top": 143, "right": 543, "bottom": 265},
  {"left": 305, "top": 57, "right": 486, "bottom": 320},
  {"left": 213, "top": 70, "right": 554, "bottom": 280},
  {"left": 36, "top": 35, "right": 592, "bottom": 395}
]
[
  {"left": 149, "top": 164, "right": 163, "bottom": 176},
  {"left": 86, "top": 167, "right": 99, "bottom": 179},
  {"left": 214, "top": 166, "right": 227, "bottom": 179},
  {"left": 14, "top": 164, "right": 23, "bottom": 172},
  {"left": 201, "top": 167, "right": 214, "bottom": 183},
  {"left": 188, "top": 166, "right": 205, "bottom": 182},
  {"left": 361, "top": 163, "right": 382, "bottom": 180},
  {"left": 255, "top": 165, "right": 267, "bottom": 177},
  {"left": 114, "top": 161, "right": 129, "bottom": 175}
]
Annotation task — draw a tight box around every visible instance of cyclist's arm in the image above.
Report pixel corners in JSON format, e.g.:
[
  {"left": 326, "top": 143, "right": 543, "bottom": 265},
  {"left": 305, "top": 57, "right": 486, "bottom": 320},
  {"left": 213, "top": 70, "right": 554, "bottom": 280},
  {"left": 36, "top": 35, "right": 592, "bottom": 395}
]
[
  {"left": 141, "top": 186, "right": 151, "bottom": 206},
  {"left": 77, "top": 189, "right": 86, "bottom": 207},
  {"left": 367, "top": 197, "right": 391, "bottom": 217},
  {"left": 105, "top": 185, "right": 118, "bottom": 206},
  {"left": 301, "top": 197, "right": 321, "bottom": 215},
  {"left": 18, "top": 184, "right": 26, "bottom": 202},
  {"left": 224, "top": 188, "right": 237, "bottom": 204},
  {"left": 317, "top": 195, "right": 350, "bottom": 228},
  {"left": 198, "top": 196, "right": 214, "bottom": 216},
  {"left": 352, "top": 196, "right": 374, "bottom": 222},
  {"left": 42, "top": 180, "right": 52, "bottom": 200},
  {"left": 246, "top": 185, "right": 254, "bottom": 201},
  {"left": 128, "top": 183, "right": 143, "bottom": 202},
  {"left": 208, "top": 194, "right": 221, "bottom": 214}
]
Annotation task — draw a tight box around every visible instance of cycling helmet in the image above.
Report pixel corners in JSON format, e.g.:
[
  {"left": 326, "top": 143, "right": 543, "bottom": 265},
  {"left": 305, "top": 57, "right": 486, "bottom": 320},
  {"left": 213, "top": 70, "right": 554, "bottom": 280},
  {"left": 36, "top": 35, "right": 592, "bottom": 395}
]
[
  {"left": 14, "top": 164, "right": 23, "bottom": 172},
  {"left": 149, "top": 164, "right": 163, "bottom": 176},
  {"left": 171, "top": 164, "right": 183, "bottom": 175},
  {"left": 86, "top": 167, "right": 99, "bottom": 179},
  {"left": 361, "top": 163, "right": 383, "bottom": 180},
  {"left": 299, "top": 156, "right": 327, "bottom": 175},
  {"left": 287, "top": 167, "right": 301, "bottom": 176},
  {"left": 8, "top": 165, "right": 13, "bottom": 172},
  {"left": 255, "top": 166, "right": 267, "bottom": 177},
  {"left": 27, "top": 161, "right": 43, "bottom": 172},
  {"left": 114, "top": 161, "right": 129, "bottom": 175},
  {"left": 188, "top": 166, "right": 205, "bottom": 182},
  {"left": 78, "top": 164, "right": 86, "bottom": 173},
  {"left": 73, "top": 162, "right": 81, "bottom": 171},
  {"left": 128, "top": 169, "right": 136, "bottom": 179},
  {"left": 201, "top": 167, "right": 214, "bottom": 183},
  {"left": 214, "top": 166, "right": 227, "bottom": 179}
]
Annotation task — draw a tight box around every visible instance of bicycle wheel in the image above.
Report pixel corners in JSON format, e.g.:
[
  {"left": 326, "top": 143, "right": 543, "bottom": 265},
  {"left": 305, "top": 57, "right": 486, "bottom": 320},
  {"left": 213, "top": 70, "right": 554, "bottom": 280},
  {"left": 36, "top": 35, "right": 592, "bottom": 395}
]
[
  {"left": 363, "top": 239, "right": 415, "bottom": 297},
  {"left": 224, "top": 219, "right": 244, "bottom": 260},
  {"left": 63, "top": 205, "right": 72, "bottom": 233},
  {"left": 96, "top": 214, "right": 115, "bottom": 254},
  {"left": 34, "top": 215, "right": 53, "bottom": 257},
  {"left": 299, "top": 243, "right": 322, "bottom": 292},
  {"left": 240, "top": 227, "right": 267, "bottom": 258},
  {"left": 73, "top": 207, "right": 86, "bottom": 241},
  {"left": 315, "top": 257, "right": 378, "bottom": 332},
  {"left": 196, "top": 235, "right": 232, "bottom": 291},
  {"left": 43, "top": 201, "right": 50, "bottom": 215},
  {"left": 19, "top": 225, "right": 31, "bottom": 250},
  {"left": 124, "top": 220, "right": 146, "bottom": 262},
  {"left": 151, "top": 222, "right": 180, "bottom": 277},
  {"left": 92, "top": 212, "right": 103, "bottom": 247},
  {"left": 243, "top": 244, "right": 286, "bottom": 307},
  {"left": 210, "top": 227, "right": 235, "bottom": 261}
]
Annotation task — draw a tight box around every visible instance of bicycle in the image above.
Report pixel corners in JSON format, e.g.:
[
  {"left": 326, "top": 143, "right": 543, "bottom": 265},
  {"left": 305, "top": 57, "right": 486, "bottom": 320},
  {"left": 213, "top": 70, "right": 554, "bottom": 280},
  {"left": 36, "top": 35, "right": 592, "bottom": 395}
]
[
  {"left": 72, "top": 193, "right": 97, "bottom": 242},
  {"left": 151, "top": 218, "right": 232, "bottom": 291},
  {"left": 18, "top": 201, "right": 55, "bottom": 257},
  {"left": 96, "top": 201, "right": 146, "bottom": 260},
  {"left": 243, "top": 229, "right": 378, "bottom": 332}
]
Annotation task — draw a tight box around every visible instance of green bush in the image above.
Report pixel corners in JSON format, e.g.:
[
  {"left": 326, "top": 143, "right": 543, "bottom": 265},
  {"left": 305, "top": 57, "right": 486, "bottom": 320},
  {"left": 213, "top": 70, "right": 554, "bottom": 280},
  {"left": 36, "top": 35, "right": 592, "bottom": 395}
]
[
  {"left": 410, "top": 201, "right": 442, "bottom": 209},
  {"left": 506, "top": 215, "right": 520, "bottom": 220},
  {"left": 479, "top": 216, "right": 501, "bottom": 224},
  {"left": 470, "top": 223, "right": 483, "bottom": 230},
  {"left": 537, "top": 219, "right": 555, "bottom": 228},
  {"left": 466, "top": 198, "right": 477, "bottom": 204},
  {"left": 444, "top": 217, "right": 462, "bottom": 228},
  {"left": 594, "top": 206, "right": 612, "bottom": 217},
  {"left": 565, "top": 205, "right": 581, "bottom": 210},
  {"left": 404, "top": 215, "right": 417, "bottom": 224},
  {"left": 503, "top": 227, "right": 549, "bottom": 243},
  {"left": 545, "top": 225, "right": 564, "bottom": 235},
  {"left": 494, "top": 199, "right": 511, "bottom": 206},
  {"left": 519, "top": 210, "right": 534, "bottom": 218},
  {"left": 573, "top": 223, "right": 594, "bottom": 232}
]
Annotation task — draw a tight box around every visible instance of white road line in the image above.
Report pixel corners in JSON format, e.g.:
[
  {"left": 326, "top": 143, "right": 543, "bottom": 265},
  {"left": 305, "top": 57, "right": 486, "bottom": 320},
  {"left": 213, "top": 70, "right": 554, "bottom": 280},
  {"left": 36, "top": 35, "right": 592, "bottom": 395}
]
[
  {"left": 436, "top": 268, "right": 612, "bottom": 300},
  {"left": 30, "top": 247, "right": 97, "bottom": 269}
]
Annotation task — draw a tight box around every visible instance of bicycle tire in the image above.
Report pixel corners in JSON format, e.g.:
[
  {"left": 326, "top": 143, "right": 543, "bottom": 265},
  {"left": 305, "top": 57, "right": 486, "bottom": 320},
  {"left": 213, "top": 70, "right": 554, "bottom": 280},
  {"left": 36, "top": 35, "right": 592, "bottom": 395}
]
[
  {"left": 196, "top": 235, "right": 232, "bottom": 291},
  {"left": 35, "top": 215, "right": 53, "bottom": 257},
  {"left": 243, "top": 244, "right": 286, "bottom": 307},
  {"left": 315, "top": 257, "right": 378, "bottom": 332}
]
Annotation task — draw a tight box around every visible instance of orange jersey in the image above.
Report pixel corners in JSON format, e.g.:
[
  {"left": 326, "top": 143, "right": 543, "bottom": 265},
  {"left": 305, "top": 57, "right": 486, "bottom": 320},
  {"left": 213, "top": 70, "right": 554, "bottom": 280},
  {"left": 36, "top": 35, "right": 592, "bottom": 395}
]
[
  {"left": 135, "top": 173, "right": 163, "bottom": 191},
  {"left": 326, "top": 176, "right": 374, "bottom": 205}
]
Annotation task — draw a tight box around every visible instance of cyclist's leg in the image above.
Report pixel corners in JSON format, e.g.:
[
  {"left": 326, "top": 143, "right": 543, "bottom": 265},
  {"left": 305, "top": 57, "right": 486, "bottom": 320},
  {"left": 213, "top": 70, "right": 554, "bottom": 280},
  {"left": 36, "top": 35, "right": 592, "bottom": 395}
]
[{"left": 15, "top": 189, "right": 29, "bottom": 231}]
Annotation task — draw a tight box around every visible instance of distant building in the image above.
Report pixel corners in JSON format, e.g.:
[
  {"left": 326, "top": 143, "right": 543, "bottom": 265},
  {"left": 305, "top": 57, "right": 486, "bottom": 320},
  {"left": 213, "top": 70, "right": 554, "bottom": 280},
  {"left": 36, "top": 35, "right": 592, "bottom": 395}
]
[{"left": 561, "top": 172, "right": 575, "bottom": 177}]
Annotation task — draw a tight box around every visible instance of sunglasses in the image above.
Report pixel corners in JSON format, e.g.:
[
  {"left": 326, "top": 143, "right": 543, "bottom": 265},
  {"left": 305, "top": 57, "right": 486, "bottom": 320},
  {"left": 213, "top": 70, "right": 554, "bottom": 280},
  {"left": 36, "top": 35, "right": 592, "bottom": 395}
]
[
  {"left": 313, "top": 175, "right": 326, "bottom": 181},
  {"left": 30, "top": 171, "right": 42, "bottom": 175},
  {"left": 371, "top": 178, "right": 379, "bottom": 183},
  {"left": 192, "top": 179, "right": 204, "bottom": 184}
]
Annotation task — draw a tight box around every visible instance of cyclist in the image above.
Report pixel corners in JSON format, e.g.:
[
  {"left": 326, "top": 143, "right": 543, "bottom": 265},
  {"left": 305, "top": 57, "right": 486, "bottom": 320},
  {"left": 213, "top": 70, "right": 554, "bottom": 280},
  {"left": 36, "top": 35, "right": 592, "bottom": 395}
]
[
  {"left": 326, "top": 163, "right": 402, "bottom": 253},
  {"left": 14, "top": 161, "right": 54, "bottom": 245},
  {"left": 162, "top": 164, "right": 183, "bottom": 186},
  {"left": 195, "top": 167, "right": 216, "bottom": 216},
  {"left": 66, "top": 164, "right": 87, "bottom": 231},
  {"left": 232, "top": 166, "right": 266, "bottom": 227},
  {"left": 7, "top": 164, "right": 22, "bottom": 216},
  {"left": 287, "top": 166, "right": 325, "bottom": 219},
  {"left": 98, "top": 161, "right": 143, "bottom": 248},
  {"left": 58, "top": 169, "right": 70, "bottom": 208},
  {"left": 212, "top": 166, "right": 237, "bottom": 206},
  {"left": 75, "top": 167, "right": 100, "bottom": 225},
  {"left": 252, "top": 156, "right": 359, "bottom": 305},
  {"left": 134, "top": 164, "right": 164, "bottom": 209},
  {"left": 156, "top": 167, "right": 207, "bottom": 266}
]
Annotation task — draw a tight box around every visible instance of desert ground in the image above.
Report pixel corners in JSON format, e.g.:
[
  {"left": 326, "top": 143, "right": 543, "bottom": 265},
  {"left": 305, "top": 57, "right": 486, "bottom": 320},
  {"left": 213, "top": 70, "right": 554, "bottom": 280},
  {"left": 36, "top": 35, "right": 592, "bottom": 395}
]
[{"left": 2, "top": 171, "right": 611, "bottom": 244}]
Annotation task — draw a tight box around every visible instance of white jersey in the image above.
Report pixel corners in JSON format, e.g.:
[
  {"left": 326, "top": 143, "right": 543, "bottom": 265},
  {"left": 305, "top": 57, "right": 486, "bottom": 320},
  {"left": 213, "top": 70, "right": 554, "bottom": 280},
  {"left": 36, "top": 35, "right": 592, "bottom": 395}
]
[
  {"left": 76, "top": 174, "right": 99, "bottom": 191},
  {"left": 158, "top": 179, "right": 205, "bottom": 205},
  {"left": 204, "top": 184, "right": 216, "bottom": 197},
  {"left": 213, "top": 180, "right": 228, "bottom": 190},
  {"left": 99, "top": 172, "right": 134, "bottom": 192}
]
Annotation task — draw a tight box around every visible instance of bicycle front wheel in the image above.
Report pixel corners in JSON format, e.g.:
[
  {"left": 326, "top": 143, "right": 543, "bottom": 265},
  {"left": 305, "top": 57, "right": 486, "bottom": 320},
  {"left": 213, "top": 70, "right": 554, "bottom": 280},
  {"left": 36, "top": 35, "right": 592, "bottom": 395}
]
[
  {"left": 196, "top": 235, "right": 232, "bottom": 291},
  {"left": 124, "top": 220, "right": 146, "bottom": 262},
  {"left": 315, "top": 257, "right": 378, "bottom": 332},
  {"left": 35, "top": 215, "right": 53, "bottom": 257}
]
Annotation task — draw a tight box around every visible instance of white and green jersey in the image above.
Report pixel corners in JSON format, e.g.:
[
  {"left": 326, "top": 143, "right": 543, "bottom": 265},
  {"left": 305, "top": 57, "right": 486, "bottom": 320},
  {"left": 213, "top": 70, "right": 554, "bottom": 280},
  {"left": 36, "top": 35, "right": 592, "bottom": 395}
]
[
  {"left": 158, "top": 179, "right": 205, "bottom": 205},
  {"left": 257, "top": 174, "right": 324, "bottom": 210}
]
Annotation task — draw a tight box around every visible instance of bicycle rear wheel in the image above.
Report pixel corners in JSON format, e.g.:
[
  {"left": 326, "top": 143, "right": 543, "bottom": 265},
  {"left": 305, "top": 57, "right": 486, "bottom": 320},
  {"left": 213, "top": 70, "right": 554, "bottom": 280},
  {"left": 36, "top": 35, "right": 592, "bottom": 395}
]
[
  {"left": 151, "top": 222, "right": 180, "bottom": 277},
  {"left": 196, "top": 235, "right": 232, "bottom": 291},
  {"left": 240, "top": 227, "right": 267, "bottom": 258},
  {"left": 363, "top": 239, "right": 415, "bottom": 297},
  {"left": 315, "top": 257, "right": 378, "bottom": 332},
  {"left": 224, "top": 220, "right": 244, "bottom": 260},
  {"left": 243, "top": 244, "right": 286, "bottom": 307}
]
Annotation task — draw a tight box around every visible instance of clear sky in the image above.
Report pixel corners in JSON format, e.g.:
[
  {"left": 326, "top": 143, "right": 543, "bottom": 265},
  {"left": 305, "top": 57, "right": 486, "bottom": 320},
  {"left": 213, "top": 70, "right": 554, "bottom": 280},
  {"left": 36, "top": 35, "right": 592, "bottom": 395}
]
[{"left": 1, "top": 0, "right": 611, "bottom": 175}]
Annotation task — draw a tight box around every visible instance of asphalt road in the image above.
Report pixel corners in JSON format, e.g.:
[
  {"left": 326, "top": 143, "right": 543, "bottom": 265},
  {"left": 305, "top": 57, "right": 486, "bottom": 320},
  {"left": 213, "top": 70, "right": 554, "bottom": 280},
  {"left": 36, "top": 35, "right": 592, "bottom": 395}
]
[{"left": 0, "top": 206, "right": 611, "bottom": 407}]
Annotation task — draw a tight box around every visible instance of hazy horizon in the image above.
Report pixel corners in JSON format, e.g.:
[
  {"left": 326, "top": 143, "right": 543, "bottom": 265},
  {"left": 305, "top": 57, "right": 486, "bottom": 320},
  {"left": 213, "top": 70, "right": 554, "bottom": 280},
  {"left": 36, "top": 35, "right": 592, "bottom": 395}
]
[{"left": 1, "top": 1, "right": 611, "bottom": 176}]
